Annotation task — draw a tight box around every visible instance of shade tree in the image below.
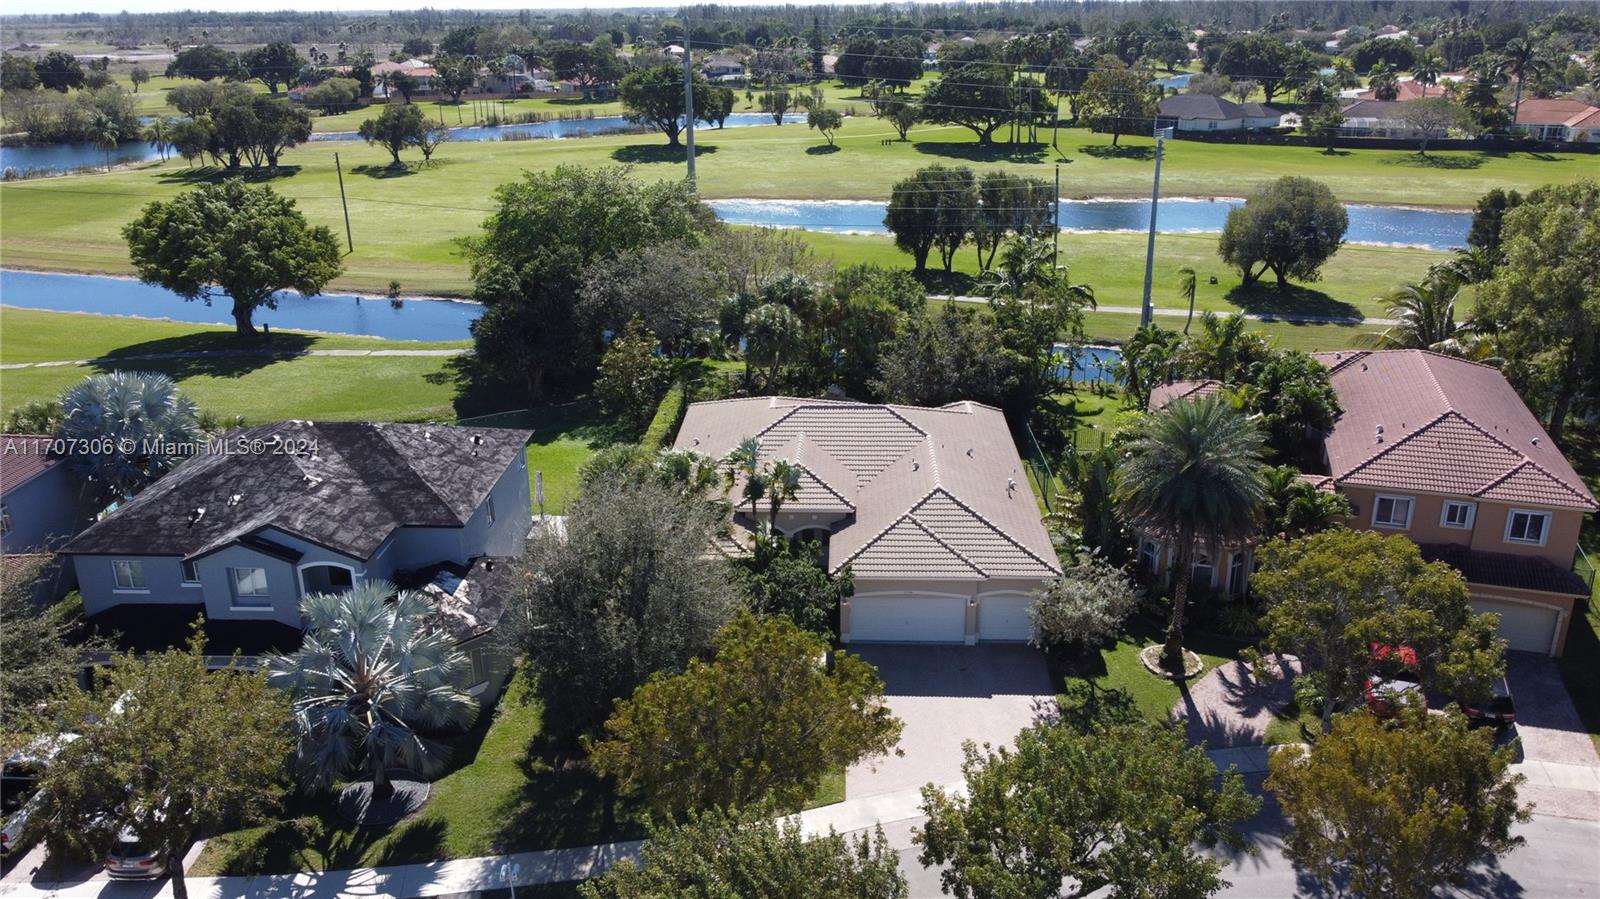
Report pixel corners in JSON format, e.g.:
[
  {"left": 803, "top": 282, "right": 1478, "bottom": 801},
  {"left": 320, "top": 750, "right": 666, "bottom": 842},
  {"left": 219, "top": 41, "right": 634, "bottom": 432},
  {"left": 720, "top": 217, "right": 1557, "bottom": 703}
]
[{"left": 1218, "top": 176, "right": 1348, "bottom": 289}]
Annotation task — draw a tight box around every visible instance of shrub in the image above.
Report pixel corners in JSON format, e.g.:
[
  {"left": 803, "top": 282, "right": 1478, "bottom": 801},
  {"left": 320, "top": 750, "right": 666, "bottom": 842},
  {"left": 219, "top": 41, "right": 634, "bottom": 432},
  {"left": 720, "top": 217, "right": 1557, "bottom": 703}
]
[{"left": 1029, "top": 553, "right": 1141, "bottom": 650}]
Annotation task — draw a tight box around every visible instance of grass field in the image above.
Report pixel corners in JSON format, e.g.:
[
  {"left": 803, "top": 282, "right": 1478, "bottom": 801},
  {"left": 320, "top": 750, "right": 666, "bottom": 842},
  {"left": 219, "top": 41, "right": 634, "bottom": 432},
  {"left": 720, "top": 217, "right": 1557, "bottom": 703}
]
[{"left": 1, "top": 110, "right": 1582, "bottom": 299}]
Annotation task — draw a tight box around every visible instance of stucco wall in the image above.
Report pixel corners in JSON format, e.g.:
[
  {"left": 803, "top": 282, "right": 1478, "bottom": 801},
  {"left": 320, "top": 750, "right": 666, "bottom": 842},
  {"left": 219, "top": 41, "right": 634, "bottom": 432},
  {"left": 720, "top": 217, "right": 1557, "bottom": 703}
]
[
  {"left": 193, "top": 543, "right": 303, "bottom": 627},
  {"left": 74, "top": 553, "right": 203, "bottom": 617},
  {"left": 1339, "top": 486, "right": 1583, "bottom": 566},
  {"left": 2, "top": 466, "right": 81, "bottom": 553}
]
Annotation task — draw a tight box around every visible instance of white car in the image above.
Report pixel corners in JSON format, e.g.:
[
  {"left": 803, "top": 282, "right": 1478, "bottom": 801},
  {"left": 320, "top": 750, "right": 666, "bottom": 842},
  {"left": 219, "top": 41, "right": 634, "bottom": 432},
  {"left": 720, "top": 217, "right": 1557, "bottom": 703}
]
[{"left": 0, "top": 734, "right": 79, "bottom": 855}]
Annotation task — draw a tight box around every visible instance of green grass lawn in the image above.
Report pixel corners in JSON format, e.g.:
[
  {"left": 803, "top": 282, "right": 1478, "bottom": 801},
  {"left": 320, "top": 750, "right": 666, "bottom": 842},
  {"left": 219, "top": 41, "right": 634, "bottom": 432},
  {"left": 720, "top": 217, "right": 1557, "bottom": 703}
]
[
  {"left": 1, "top": 113, "right": 1581, "bottom": 298},
  {"left": 460, "top": 400, "right": 629, "bottom": 517},
  {"left": 1053, "top": 617, "right": 1244, "bottom": 723}
]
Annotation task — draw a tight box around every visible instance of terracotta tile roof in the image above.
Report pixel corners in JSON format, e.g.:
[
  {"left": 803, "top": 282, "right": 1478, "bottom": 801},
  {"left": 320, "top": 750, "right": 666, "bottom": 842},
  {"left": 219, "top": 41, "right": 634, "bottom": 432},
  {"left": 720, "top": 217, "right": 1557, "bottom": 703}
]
[
  {"left": 1313, "top": 350, "right": 1596, "bottom": 511},
  {"left": 0, "top": 434, "right": 60, "bottom": 494},
  {"left": 674, "top": 398, "right": 1060, "bottom": 581},
  {"left": 1297, "top": 474, "right": 1336, "bottom": 493},
  {"left": 1147, "top": 380, "right": 1222, "bottom": 411},
  {"left": 1419, "top": 543, "right": 1589, "bottom": 596},
  {"left": 1355, "top": 80, "right": 1434, "bottom": 101},
  {"left": 1514, "top": 98, "right": 1600, "bottom": 126}
]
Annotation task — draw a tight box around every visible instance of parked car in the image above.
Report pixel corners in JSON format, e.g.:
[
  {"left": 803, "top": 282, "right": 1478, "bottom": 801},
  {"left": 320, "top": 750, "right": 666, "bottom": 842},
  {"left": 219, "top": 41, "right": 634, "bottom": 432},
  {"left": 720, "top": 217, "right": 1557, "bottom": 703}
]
[
  {"left": 0, "top": 734, "right": 79, "bottom": 855},
  {"left": 1365, "top": 675, "right": 1426, "bottom": 719},
  {"left": 103, "top": 824, "right": 166, "bottom": 881},
  {"left": 1459, "top": 678, "right": 1517, "bottom": 729}
]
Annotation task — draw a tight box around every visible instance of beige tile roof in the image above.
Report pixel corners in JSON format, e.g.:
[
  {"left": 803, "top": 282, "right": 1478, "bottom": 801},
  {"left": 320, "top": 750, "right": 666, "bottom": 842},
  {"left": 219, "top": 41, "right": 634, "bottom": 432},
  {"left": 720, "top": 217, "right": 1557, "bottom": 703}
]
[
  {"left": 674, "top": 397, "right": 1061, "bottom": 581},
  {"left": 1314, "top": 350, "right": 1597, "bottom": 511},
  {"left": 1147, "top": 380, "right": 1222, "bottom": 411}
]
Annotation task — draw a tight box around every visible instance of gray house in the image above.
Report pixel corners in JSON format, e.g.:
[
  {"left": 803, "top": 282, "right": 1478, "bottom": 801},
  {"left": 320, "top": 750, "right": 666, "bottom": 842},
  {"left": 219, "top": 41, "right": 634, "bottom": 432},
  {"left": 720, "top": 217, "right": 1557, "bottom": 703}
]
[
  {"left": 2, "top": 434, "right": 83, "bottom": 554},
  {"left": 62, "top": 422, "right": 532, "bottom": 680}
]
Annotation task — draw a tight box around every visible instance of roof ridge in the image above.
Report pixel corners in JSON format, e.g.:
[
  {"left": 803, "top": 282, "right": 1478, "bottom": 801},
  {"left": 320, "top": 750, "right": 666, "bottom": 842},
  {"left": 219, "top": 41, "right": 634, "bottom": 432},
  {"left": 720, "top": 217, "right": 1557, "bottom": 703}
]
[
  {"left": 914, "top": 487, "right": 1062, "bottom": 574},
  {"left": 1475, "top": 457, "right": 1598, "bottom": 508},
  {"left": 1336, "top": 408, "right": 1458, "bottom": 481},
  {"left": 832, "top": 487, "right": 946, "bottom": 573},
  {"left": 1412, "top": 347, "right": 1502, "bottom": 373},
  {"left": 899, "top": 514, "right": 987, "bottom": 576},
  {"left": 792, "top": 435, "right": 856, "bottom": 510}
]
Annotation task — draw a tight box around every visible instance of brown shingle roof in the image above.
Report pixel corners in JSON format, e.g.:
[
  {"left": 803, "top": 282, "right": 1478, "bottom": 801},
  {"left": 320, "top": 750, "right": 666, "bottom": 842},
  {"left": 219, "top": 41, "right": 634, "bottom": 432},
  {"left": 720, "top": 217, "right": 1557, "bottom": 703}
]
[
  {"left": 1314, "top": 350, "right": 1596, "bottom": 511},
  {"left": 1, "top": 434, "right": 60, "bottom": 494},
  {"left": 674, "top": 398, "right": 1060, "bottom": 581},
  {"left": 1147, "top": 380, "right": 1223, "bottom": 411},
  {"left": 1419, "top": 543, "right": 1589, "bottom": 596}
]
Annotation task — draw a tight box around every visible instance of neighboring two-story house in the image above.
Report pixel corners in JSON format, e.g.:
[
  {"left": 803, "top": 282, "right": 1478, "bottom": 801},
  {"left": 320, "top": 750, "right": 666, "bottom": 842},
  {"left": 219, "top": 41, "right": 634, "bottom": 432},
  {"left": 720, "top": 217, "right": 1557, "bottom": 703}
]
[
  {"left": 1, "top": 434, "right": 83, "bottom": 554},
  {"left": 1140, "top": 350, "right": 1595, "bottom": 656},
  {"left": 60, "top": 421, "right": 532, "bottom": 682},
  {"left": 675, "top": 397, "right": 1061, "bottom": 644}
]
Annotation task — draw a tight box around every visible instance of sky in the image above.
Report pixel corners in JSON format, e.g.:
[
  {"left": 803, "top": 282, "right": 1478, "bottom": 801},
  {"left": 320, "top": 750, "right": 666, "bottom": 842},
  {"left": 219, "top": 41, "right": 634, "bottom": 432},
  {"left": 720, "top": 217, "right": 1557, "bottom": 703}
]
[{"left": 3, "top": 0, "right": 940, "bottom": 17}]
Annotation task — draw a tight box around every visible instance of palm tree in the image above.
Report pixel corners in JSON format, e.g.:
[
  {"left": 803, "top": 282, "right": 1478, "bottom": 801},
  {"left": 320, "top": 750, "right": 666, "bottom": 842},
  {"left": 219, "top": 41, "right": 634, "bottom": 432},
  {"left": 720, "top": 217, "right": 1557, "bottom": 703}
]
[
  {"left": 1438, "top": 245, "right": 1499, "bottom": 285},
  {"left": 1117, "top": 325, "right": 1183, "bottom": 405},
  {"left": 1495, "top": 38, "right": 1551, "bottom": 126},
  {"left": 1380, "top": 273, "right": 1463, "bottom": 350},
  {"left": 1176, "top": 266, "right": 1198, "bottom": 334},
  {"left": 767, "top": 459, "right": 804, "bottom": 520},
  {"left": 85, "top": 111, "right": 122, "bottom": 171},
  {"left": 1114, "top": 396, "right": 1267, "bottom": 668},
  {"left": 1367, "top": 62, "right": 1400, "bottom": 101},
  {"left": 724, "top": 436, "right": 768, "bottom": 522},
  {"left": 143, "top": 116, "right": 173, "bottom": 162},
  {"left": 58, "top": 370, "right": 203, "bottom": 504},
  {"left": 1410, "top": 52, "right": 1443, "bottom": 97},
  {"left": 266, "top": 582, "right": 477, "bottom": 799}
]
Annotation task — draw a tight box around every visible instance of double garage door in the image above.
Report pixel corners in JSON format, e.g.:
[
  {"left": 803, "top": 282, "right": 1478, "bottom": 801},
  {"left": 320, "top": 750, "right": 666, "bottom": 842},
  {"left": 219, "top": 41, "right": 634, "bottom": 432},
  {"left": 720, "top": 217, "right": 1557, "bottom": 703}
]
[
  {"left": 847, "top": 592, "right": 1034, "bottom": 643},
  {"left": 1473, "top": 597, "right": 1561, "bottom": 655}
]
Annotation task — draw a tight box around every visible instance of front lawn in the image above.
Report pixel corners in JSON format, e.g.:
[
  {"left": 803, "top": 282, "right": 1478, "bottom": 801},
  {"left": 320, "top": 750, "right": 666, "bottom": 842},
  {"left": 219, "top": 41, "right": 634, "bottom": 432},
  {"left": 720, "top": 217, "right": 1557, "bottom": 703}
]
[{"left": 1053, "top": 617, "right": 1245, "bottom": 723}]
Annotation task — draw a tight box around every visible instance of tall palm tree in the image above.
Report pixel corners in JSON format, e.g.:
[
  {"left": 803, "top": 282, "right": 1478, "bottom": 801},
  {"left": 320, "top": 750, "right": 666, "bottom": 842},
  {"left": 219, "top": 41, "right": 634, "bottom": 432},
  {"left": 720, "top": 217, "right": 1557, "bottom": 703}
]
[
  {"left": 266, "top": 582, "right": 477, "bottom": 799},
  {"left": 85, "top": 111, "right": 122, "bottom": 171},
  {"left": 142, "top": 116, "right": 172, "bottom": 162},
  {"left": 767, "top": 459, "right": 804, "bottom": 520},
  {"left": 724, "top": 436, "right": 768, "bottom": 522},
  {"left": 1380, "top": 273, "right": 1463, "bottom": 350},
  {"left": 1176, "top": 267, "right": 1198, "bottom": 334},
  {"left": 1410, "top": 52, "right": 1443, "bottom": 97},
  {"left": 58, "top": 370, "right": 203, "bottom": 504},
  {"left": 1115, "top": 396, "right": 1267, "bottom": 668},
  {"left": 1367, "top": 62, "right": 1400, "bottom": 101},
  {"left": 1495, "top": 38, "right": 1551, "bottom": 126}
]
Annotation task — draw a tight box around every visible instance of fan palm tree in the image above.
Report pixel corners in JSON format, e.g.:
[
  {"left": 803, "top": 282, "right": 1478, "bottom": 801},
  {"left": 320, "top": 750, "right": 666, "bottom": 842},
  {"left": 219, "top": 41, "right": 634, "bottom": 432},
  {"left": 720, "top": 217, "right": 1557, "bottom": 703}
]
[
  {"left": 1176, "top": 266, "right": 1198, "bottom": 334},
  {"left": 58, "top": 370, "right": 204, "bottom": 504},
  {"left": 1114, "top": 396, "right": 1267, "bottom": 668},
  {"left": 766, "top": 459, "right": 805, "bottom": 520},
  {"left": 1367, "top": 62, "right": 1401, "bottom": 101},
  {"left": 266, "top": 582, "right": 477, "bottom": 799},
  {"left": 1495, "top": 38, "right": 1551, "bottom": 125},
  {"left": 1410, "top": 52, "right": 1443, "bottom": 97}
]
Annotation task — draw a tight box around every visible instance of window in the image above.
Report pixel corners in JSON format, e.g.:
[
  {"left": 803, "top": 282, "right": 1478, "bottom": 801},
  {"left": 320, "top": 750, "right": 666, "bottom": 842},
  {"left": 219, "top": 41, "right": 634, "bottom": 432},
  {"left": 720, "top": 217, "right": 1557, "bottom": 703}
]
[
  {"left": 1372, "top": 495, "right": 1413, "bottom": 529},
  {"left": 1192, "top": 555, "right": 1215, "bottom": 588},
  {"left": 230, "top": 567, "right": 270, "bottom": 606},
  {"left": 1140, "top": 540, "right": 1159, "bottom": 574},
  {"left": 1505, "top": 510, "right": 1551, "bottom": 546},
  {"left": 180, "top": 559, "right": 200, "bottom": 583},
  {"left": 112, "top": 560, "right": 146, "bottom": 591},
  {"left": 487, "top": 496, "right": 496, "bottom": 526},
  {"left": 0, "top": 504, "right": 11, "bottom": 537},
  {"left": 1228, "top": 553, "right": 1247, "bottom": 597},
  {"left": 1441, "top": 501, "right": 1476, "bottom": 530}
]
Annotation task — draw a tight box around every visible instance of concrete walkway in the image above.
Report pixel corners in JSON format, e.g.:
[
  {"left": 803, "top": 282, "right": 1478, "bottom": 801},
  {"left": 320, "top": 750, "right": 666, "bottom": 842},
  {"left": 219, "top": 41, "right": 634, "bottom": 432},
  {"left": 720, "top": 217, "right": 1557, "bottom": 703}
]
[{"left": 0, "top": 348, "right": 470, "bottom": 370}]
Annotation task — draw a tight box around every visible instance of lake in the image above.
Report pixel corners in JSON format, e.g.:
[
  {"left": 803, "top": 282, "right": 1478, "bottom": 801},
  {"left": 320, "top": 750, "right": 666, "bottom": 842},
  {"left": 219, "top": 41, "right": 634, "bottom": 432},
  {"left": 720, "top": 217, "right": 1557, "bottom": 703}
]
[
  {"left": 1, "top": 141, "right": 163, "bottom": 176},
  {"left": 704, "top": 197, "right": 1471, "bottom": 250},
  {"left": 0, "top": 270, "right": 480, "bottom": 342}
]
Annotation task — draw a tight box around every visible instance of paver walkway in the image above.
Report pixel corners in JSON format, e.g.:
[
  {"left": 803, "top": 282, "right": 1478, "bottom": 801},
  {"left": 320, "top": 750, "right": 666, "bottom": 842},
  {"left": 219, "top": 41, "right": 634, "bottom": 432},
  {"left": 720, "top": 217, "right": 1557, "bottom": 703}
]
[
  {"left": 1171, "top": 656, "right": 1303, "bottom": 748},
  {"left": 0, "top": 347, "right": 470, "bottom": 370}
]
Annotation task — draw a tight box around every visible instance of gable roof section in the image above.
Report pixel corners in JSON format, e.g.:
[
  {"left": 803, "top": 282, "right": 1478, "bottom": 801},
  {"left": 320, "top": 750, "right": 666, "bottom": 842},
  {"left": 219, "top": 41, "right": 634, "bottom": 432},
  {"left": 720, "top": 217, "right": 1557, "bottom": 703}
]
[
  {"left": 1514, "top": 98, "right": 1600, "bottom": 126},
  {"left": 1147, "top": 380, "right": 1222, "bottom": 411},
  {"left": 674, "top": 398, "right": 1060, "bottom": 581},
  {"left": 62, "top": 422, "right": 531, "bottom": 561},
  {"left": 1160, "top": 94, "right": 1243, "bottom": 120},
  {"left": 1314, "top": 350, "right": 1596, "bottom": 511},
  {"left": 1, "top": 434, "right": 61, "bottom": 494}
]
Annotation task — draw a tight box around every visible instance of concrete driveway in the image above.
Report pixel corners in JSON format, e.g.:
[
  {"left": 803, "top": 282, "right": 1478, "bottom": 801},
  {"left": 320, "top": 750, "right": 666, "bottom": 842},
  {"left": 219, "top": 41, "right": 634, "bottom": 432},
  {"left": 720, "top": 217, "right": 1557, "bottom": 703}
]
[
  {"left": 846, "top": 644, "right": 1055, "bottom": 800},
  {"left": 1506, "top": 654, "right": 1600, "bottom": 767}
]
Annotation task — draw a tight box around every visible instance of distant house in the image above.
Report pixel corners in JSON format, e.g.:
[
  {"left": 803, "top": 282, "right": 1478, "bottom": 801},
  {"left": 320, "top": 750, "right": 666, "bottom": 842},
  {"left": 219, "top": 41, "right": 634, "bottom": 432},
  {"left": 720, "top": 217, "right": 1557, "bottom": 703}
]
[
  {"left": 1, "top": 435, "right": 82, "bottom": 554},
  {"left": 1338, "top": 99, "right": 1423, "bottom": 137},
  {"left": 1515, "top": 98, "right": 1600, "bottom": 143},
  {"left": 62, "top": 422, "right": 532, "bottom": 687},
  {"left": 702, "top": 53, "right": 744, "bottom": 81},
  {"left": 1157, "top": 94, "right": 1286, "bottom": 132},
  {"left": 371, "top": 58, "right": 438, "bottom": 97}
]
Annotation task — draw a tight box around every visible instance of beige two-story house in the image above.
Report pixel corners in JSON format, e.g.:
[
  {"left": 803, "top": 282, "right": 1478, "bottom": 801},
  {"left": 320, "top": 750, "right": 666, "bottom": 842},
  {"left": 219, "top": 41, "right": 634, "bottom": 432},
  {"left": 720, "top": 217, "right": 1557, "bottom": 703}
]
[{"left": 1142, "top": 350, "right": 1596, "bottom": 656}]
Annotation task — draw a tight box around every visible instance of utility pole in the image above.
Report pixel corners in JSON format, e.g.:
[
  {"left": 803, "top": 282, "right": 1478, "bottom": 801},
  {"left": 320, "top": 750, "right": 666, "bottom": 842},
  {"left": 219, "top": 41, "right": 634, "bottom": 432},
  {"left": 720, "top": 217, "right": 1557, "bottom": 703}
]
[
  {"left": 1139, "top": 127, "right": 1172, "bottom": 328},
  {"left": 1052, "top": 163, "right": 1061, "bottom": 269},
  {"left": 334, "top": 152, "right": 353, "bottom": 253},
  {"left": 683, "top": 32, "right": 696, "bottom": 187}
]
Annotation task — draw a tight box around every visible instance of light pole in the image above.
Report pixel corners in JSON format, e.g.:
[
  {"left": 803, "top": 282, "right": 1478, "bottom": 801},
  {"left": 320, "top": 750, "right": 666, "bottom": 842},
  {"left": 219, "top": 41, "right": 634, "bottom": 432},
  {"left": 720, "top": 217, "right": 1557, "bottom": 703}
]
[{"left": 1139, "top": 126, "right": 1173, "bottom": 329}]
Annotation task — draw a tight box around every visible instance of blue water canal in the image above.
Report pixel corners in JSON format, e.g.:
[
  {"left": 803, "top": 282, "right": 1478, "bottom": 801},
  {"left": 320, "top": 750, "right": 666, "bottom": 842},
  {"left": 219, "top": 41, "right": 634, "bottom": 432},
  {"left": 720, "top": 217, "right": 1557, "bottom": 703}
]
[{"left": 706, "top": 197, "right": 1472, "bottom": 251}]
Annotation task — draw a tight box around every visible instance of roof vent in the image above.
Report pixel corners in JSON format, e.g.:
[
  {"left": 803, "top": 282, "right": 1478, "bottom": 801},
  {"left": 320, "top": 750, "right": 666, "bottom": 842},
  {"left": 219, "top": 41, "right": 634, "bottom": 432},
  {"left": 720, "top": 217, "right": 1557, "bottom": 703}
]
[
  {"left": 227, "top": 493, "right": 244, "bottom": 506},
  {"left": 912, "top": 460, "right": 920, "bottom": 471},
  {"left": 1360, "top": 362, "right": 1368, "bottom": 371},
  {"left": 1375, "top": 424, "right": 1384, "bottom": 443},
  {"left": 188, "top": 506, "right": 206, "bottom": 525},
  {"left": 692, "top": 437, "right": 701, "bottom": 447},
  {"left": 966, "top": 448, "right": 974, "bottom": 457},
  {"left": 1007, "top": 477, "right": 1017, "bottom": 494},
  {"left": 472, "top": 434, "right": 484, "bottom": 446},
  {"left": 1532, "top": 436, "right": 1540, "bottom": 447},
  {"left": 423, "top": 430, "right": 433, "bottom": 440}
]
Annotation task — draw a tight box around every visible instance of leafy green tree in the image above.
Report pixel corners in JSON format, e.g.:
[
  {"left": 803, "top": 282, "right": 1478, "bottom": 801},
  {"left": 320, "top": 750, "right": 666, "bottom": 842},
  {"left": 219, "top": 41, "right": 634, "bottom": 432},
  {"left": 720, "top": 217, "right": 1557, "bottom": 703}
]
[
  {"left": 35, "top": 632, "right": 292, "bottom": 899},
  {"left": 1117, "top": 324, "right": 1184, "bottom": 406},
  {"left": 579, "top": 239, "right": 720, "bottom": 354},
  {"left": 733, "top": 533, "right": 852, "bottom": 637},
  {"left": 1267, "top": 707, "right": 1529, "bottom": 899},
  {"left": 1250, "top": 529, "right": 1506, "bottom": 733},
  {"left": 1216, "top": 33, "right": 1288, "bottom": 103},
  {"left": 1240, "top": 349, "right": 1341, "bottom": 462},
  {"left": 57, "top": 370, "right": 205, "bottom": 503},
  {"left": 508, "top": 475, "right": 740, "bottom": 732},
  {"left": 0, "top": 556, "right": 105, "bottom": 733},
  {"left": 266, "top": 582, "right": 477, "bottom": 797},
  {"left": 383, "top": 70, "right": 418, "bottom": 104},
  {"left": 358, "top": 102, "right": 426, "bottom": 166},
  {"left": 581, "top": 806, "right": 906, "bottom": 899},
  {"left": 807, "top": 105, "right": 843, "bottom": 146},
  {"left": 619, "top": 63, "right": 714, "bottom": 146},
  {"left": 127, "top": 64, "right": 150, "bottom": 92},
  {"left": 758, "top": 83, "right": 792, "bottom": 124},
  {"left": 596, "top": 317, "right": 670, "bottom": 431},
  {"left": 589, "top": 612, "right": 901, "bottom": 818},
  {"left": 551, "top": 39, "right": 623, "bottom": 100},
  {"left": 873, "top": 302, "right": 1024, "bottom": 411},
  {"left": 1397, "top": 97, "right": 1468, "bottom": 156},
  {"left": 884, "top": 165, "right": 977, "bottom": 274},
  {"left": 1467, "top": 188, "right": 1523, "bottom": 259},
  {"left": 1367, "top": 60, "right": 1401, "bottom": 99},
  {"left": 432, "top": 55, "right": 476, "bottom": 103},
  {"left": 304, "top": 76, "right": 361, "bottom": 113},
  {"left": 34, "top": 51, "right": 84, "bottom": 92},
  {"left": 1115, "top": 395, "right": 1267, "bottom": 667},
  {"left": 467, "top": 165, "right": 710, "bottom": 399},
  {"left": 1472, "top": 179, "right": 1600, "bottom": 443},
  {"left": 1301, "top": 103, "right": 1347, "bottom": 152},
  {"left": 164, "top": 44, "right": 237, "bottom": 82},
  {"left": 919, "top": 62, "right": 1015, "bottom": 144},
  {"left": 1077, "top": 56, "right": 1158, "bottom": 145},
  {"left": 239, "top": 41, "right": 302, "bottom": 93},
  {"left": 123, "top": 180, "right": 343, "bottom": 336},
  {"left": 917, "top": 703, "right": 1260, "bottom": 899},
  {"left": 1029, "top": 553, "right": 1140, "bottom": 650},
  {"left": 973, "top": 172, "right": 1055, "bottom": 273},
  {"left": 1218, "top": 176, "right": 1349, "bottom": 289},
  {"left": 743, "top": 302, "right": 805, "bottom": 391},
  {"left": 1175, "top": 310, "right": 1272, "bottom": 385},
  {"left": 1, "top": 53, "right": 39, "bottom": 91}
]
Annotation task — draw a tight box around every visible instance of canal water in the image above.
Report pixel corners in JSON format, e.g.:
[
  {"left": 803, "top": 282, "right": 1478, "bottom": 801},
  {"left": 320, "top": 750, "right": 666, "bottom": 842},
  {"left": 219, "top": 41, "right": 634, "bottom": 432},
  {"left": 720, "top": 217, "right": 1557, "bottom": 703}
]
[{"left": 705, "top": 197, "right": 1471, "bottom": 250}]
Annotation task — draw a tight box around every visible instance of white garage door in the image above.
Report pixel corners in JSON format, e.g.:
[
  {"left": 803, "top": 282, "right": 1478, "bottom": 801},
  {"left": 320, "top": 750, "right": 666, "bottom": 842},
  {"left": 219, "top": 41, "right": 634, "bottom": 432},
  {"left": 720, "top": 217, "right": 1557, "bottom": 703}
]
[
  {"left": 1473, "top": 598, "right": 1560, "bottom": 655},
  {"left": 848, "top": 594, "right": 967, "bottom": 643},
  {"left": 978, "top": 593, "right": 1034, "bottom": 642}
]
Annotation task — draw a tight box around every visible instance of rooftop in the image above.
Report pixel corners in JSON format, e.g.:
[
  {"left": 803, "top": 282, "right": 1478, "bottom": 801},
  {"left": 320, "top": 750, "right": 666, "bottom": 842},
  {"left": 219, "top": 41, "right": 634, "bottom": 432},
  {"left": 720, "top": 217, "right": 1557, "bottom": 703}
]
[
  {"left": 1160, "top": 94, "right": 1283, "bottom": 121},
  {"left": 1, "top": 433, "right": 61, "bottom": 494},
  {"left": 1514, "top": 98, "right": 1600, "bottom": 127},
  {"left": 1148, "top": 380, "right": 1222, "bottom": 411}
]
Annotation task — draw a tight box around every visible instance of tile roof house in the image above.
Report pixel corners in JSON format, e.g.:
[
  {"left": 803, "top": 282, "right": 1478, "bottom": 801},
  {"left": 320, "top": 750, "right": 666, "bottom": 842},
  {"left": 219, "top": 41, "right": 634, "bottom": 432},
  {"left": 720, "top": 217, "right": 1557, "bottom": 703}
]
[
  {"left": 674, "top": 397, "right": 1060, "bottom": 644},
  {"left": 1, "top": 434, "right": 84, "bottom": 554},
  {"left": 1157, "top": 94, "right": 1286, "bottom": 132},
  {"left": 1513, "top": 98, "right": 1600, "bottom": 143},
  {"left": 1148, "top": 379, "right": 1222, "bottom": 410},
  {"left": 1338, "top": 99, "right": 1426, "bottom": 138},
  {"left": 61, "top": 422, "right": 532, "bottom": 682},
  {"left": 1137, "top": 350, "right": 1595, "bottom": 656}
]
